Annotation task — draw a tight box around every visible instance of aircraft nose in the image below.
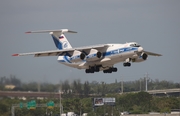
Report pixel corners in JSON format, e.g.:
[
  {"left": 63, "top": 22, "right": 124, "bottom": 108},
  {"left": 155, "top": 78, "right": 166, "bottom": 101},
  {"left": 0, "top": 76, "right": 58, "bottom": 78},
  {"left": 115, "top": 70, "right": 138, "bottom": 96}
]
[{"left": 138, "top": 47, "right": 143, "bottom": 52}]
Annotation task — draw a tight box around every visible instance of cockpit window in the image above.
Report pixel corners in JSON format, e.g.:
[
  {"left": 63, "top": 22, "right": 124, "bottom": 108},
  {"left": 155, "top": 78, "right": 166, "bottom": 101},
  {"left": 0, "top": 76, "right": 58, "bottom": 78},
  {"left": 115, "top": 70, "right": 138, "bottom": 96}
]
[
  {"left": 130, "top": 43, "right": 140, "bottom": 47},
  {"left": 130, "top": 44, "right": 134, "bottom": 47},
  {"left": 134, "top": 44, "right": 140, "bottom": 47}
]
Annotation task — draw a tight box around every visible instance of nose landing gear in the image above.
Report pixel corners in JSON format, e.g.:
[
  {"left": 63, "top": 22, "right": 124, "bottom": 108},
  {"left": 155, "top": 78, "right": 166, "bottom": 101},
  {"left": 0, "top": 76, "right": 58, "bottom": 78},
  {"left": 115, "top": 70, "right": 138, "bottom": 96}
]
[{"left": 123, "top": 58, "right": 131, "bottom": 67}]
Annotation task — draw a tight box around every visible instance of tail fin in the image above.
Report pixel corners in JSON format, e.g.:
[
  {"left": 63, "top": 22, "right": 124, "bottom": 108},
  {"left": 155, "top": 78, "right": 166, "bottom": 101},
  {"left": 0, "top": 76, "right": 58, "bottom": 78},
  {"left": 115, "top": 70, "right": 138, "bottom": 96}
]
[{"left": 26, "top": 29, "right": 77, "bottom": 50}]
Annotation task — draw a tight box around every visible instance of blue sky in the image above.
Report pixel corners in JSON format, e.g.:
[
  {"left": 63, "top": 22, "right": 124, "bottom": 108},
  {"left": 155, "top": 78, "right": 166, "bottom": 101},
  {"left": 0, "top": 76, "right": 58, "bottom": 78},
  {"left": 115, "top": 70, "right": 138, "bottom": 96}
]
[{"left": 0, "top": 0, "right": 179, "bottom": 84}]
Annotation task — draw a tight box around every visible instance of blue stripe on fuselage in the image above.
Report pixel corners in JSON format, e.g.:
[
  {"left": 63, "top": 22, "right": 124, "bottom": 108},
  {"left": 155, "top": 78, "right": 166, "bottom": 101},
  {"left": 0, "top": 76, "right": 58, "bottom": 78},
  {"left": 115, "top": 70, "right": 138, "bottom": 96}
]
[
  {"left": 103, "top": 47, "right": 137, "bottom": 57},
  {"left": 59, "top": 60, "right": 65, "bottom": 62},
  {"left": 63, "top": 55, "right": 71, "bottom": 63},
  {"left": 58, "top": 47, "right": 138, "bottom": 63}
]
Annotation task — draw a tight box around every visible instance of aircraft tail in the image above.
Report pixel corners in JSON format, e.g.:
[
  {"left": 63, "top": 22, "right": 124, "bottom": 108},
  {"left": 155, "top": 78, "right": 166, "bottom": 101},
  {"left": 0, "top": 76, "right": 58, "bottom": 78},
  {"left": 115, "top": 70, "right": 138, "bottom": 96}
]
[{"left": 26, "top": 29, "right": 77, "bottom": 50}]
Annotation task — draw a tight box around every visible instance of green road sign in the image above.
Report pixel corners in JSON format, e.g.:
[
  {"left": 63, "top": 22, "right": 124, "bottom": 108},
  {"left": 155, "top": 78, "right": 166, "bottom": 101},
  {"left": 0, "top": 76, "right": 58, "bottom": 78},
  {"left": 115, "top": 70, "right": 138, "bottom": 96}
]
[
  {"left": 20, "top": 102, "right": 23, "bottom": 108},
  {"left": 27, "top": 100, "right": 36, "bottom": 110},
  {"left": 47, "top": 101, "right": 54, "bottom": 109}
]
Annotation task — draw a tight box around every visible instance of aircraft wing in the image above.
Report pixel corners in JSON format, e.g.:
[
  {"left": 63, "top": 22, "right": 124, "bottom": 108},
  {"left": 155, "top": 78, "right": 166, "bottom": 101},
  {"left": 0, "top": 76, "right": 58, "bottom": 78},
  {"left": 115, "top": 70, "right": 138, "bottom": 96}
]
[
  {"left": 12, "top": 44, "right": 109, "bottom": 57},
  {"left": 144, "top": 51, "right": 162, "bottom": 56},
  {"left": 12, "top": 50, "right": 67, "bottom": 57}
]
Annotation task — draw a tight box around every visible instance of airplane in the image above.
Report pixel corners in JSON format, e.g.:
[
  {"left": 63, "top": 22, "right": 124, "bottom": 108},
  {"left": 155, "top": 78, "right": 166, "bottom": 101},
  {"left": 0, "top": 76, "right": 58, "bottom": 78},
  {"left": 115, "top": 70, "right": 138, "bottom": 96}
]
[{"left": 12, "top": 29, "right": 162, "bottom": 73}]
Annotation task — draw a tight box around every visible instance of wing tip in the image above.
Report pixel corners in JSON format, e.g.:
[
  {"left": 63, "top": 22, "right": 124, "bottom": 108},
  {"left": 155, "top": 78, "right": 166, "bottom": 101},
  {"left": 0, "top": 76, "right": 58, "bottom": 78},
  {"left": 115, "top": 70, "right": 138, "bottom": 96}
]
[
  {"left": 68, "top": 30, "right": 78, "bottom": 33},
  {"left": 12, "top": 54, "right": 19, "bottom": 56},
  {"left": 25, "top": 31, "right": 31, "bottom": 34},
  {"left": 156, "top": 54, "right": 162, "bottom": 56}
]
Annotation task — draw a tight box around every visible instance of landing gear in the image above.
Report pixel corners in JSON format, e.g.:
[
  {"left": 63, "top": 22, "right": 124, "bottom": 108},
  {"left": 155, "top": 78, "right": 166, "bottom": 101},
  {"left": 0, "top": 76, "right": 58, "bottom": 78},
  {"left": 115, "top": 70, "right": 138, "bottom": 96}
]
[
  {"left": 85, "top": 65, "right": 100, "bottom": 73},
  {"left": 85, "top": 66, "right": 118, "bottom": 73},
  {"left": 123, "top": 62, "right": 131, "bottom": 67},
  {"left": 123, "top": 58, "right": 131, "bottom": 67},
  {"left": 103, "top": 67, "right": 117, "bottom": 73}
]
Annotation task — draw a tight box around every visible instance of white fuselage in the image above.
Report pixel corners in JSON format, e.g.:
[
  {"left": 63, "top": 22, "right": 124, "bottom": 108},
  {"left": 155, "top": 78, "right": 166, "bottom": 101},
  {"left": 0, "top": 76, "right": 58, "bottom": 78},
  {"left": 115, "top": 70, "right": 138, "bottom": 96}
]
[{"left": 57, "top": 43, "right": 140, "bottom": 70}]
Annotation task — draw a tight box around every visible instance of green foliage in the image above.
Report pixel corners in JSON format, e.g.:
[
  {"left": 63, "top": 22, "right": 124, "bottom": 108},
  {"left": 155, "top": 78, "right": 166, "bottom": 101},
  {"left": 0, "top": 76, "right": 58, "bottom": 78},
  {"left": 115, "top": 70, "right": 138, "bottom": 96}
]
[
  {"left": 80, "top": 98, "right": 92, "bottom": 113},
  {"left": 0, "top": 102, "right": 8, "bottom": 114},
  {"left": 0, "top": 93, "right": 180, "bottom": 116},
  {"left": 87, "top": 111, "right": 96, "bottom": 116},
  {"left": 84, "top": 81, "right": 91, "bottom": 96},
  {"left": 151, "top": 97, "right": 180, "bottom": 113},
  {"left": 1, "top": 76, "right": 179, "bottom": 94},
  {"left": 116, "top": 92, "right": 151, "bottom": 113},
  {"left": 0, "top": 76, "right": 180, "bottom": 115},
  {"left": 62, "top": 97, "right": 92, "bottom": 114}
]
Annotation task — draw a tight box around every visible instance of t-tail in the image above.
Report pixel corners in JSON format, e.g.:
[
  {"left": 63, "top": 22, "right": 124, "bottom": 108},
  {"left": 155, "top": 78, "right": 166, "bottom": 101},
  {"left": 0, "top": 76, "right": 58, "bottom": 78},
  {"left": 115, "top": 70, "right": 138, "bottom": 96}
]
[{"left": 26, "top": 29, "right": 77, "bottom": 50}]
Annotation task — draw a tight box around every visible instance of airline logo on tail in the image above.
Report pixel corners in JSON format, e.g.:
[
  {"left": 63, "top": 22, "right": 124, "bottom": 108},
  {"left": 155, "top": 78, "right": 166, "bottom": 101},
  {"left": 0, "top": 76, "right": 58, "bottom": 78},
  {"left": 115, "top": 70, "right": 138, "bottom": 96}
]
[
  {"left": 62, "top": 41, "right": 68, "bottom": 49},
  {"left": 59, "top": 36, "right": 64, "bottom": 39},
  {"left": 59, "top": 35, "right": 68, "bottom": 49}
]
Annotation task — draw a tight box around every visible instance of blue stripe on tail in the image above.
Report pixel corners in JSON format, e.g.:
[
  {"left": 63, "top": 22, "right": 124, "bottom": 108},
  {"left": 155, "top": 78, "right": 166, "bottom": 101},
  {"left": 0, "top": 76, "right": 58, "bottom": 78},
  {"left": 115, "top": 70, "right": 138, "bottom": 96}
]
[{"left": 51, "top": 35, "right": 63, "bottom": 49}]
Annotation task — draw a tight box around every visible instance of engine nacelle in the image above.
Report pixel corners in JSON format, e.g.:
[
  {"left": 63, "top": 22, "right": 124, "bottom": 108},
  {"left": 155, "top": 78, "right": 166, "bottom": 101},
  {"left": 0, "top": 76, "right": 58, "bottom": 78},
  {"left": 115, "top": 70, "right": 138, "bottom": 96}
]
[
  {"left": 70, "top": 50, "right": 86, "bottom": 62},
  {"left": 141, "top": 53, "right": 148, "bottom": 60},
  {"left": 132, "top": 53, "right": 148, "bottom": 62},
  {"left": 86, "top": 49, "right": 102, "bottom": 61}
]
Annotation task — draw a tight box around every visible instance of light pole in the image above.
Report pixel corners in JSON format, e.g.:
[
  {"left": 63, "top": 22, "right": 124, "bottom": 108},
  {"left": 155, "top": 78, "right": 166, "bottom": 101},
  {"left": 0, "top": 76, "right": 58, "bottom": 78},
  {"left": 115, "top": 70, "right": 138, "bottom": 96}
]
[
  {"left": 121, "top": 78, "right": 123, "bottom": 94},
  {"left": 59, "top": 89, "right": 61, "bottom": 116},
  {"left": 139, "top": 78, "right": 142, "bottom": 91},
  {"left": 145, "top": 72, "right": 149, "bottom": 92},
  {"left": 80, "top": 102, "right": 81, "bottom": 116},
  {"left": 179, "top": 82, "right": 180, "bottom": 116}
]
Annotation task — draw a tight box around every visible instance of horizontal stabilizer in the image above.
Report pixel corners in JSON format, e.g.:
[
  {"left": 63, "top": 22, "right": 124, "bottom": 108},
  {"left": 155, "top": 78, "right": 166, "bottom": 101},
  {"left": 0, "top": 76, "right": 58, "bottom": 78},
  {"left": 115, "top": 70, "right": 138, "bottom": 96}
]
[{"left": 25, "top": 29, "right": 77, "bottom": 34}]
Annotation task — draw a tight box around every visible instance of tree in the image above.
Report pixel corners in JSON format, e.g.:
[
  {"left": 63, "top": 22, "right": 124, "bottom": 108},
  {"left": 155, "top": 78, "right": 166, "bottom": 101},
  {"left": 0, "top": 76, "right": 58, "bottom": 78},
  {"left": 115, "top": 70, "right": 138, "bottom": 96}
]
[
  {"left": 62, "top": 80, "right": 71, "bottom": 94},
  {"left": 0, "top": 103, "right": 8, "bottom": 115},
  {"left": 10, "top": 75, "right": 21, "bottom": 87},
  {"left": 151, "top": 97, "right": 180, "bottom": 113},
  {"left": 72, "top": 79, "right": 82, "bottom": 95},
  {"left": 117, "top": 92, "right": 152, "bottom": 113},
  {"left": 101, "top": 82, "right": 107, "bottom": 96},
  {"left": 84, "top": 81, "right": 90, "bottom": 96}
]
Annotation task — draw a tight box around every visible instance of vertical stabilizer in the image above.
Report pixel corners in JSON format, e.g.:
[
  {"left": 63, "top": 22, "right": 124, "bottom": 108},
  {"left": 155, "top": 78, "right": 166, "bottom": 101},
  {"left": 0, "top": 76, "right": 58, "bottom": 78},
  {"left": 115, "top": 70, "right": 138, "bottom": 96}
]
[
  {"left": 51, "top": 32, "right": 72, "bottom": 50},
  {"left": 25, "top": 29, "right": 77, "bottom": 50}
]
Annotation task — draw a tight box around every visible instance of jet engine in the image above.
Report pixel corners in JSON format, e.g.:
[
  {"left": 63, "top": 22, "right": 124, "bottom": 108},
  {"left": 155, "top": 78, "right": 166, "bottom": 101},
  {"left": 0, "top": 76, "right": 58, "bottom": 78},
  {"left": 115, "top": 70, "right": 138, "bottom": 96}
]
[
  {"left": 70, "top": 50, "right": 86, "bottom": 62},
  {"left": 86, "top": 49, "right": 102, "bottom": 61},
  {"left": 132, "top": 53, "right": 148, "bottom": 62},
  {"left": 141, "top": 53, "right": 148, "bottom": 60}
]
